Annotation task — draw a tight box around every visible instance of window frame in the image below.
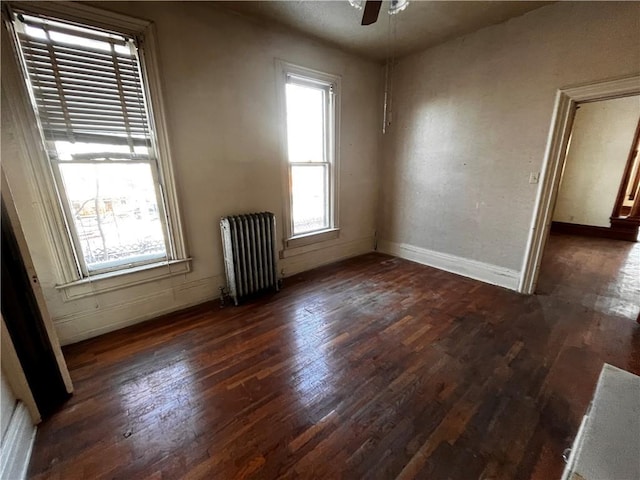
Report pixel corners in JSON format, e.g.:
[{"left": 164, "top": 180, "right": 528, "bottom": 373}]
[
  {"left": 277, "top": 60, "right": 341, "bottom": 249},
  {"left": 2, "top": 2, "right": 190, "bottom": 298}
]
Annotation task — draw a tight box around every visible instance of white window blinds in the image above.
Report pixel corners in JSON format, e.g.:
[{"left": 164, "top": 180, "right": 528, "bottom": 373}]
[{"left": 13, "top": 11, "right": 151, "bottom": 150}]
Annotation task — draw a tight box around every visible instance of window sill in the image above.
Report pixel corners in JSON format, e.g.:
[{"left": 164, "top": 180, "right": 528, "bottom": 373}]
[
  {"left": 56, "top": 258, "right": 192, "bottom": 301},
  {"left": 282, "top": 228, "right": 340, "bottom": 258}
]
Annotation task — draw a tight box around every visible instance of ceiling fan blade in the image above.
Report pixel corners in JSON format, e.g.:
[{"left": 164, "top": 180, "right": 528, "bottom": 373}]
[{"left": 361, "top": 0, "right": 382, "bottom": 26}]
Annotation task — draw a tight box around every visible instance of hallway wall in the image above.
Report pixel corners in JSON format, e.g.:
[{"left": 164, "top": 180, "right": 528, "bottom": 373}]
[{"left": 553, "top": 96, "right": 639, "bottom": 227}]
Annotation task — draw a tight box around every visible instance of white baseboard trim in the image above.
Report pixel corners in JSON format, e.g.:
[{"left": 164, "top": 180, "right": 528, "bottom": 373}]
[
  {"left": 54, "top": 275, "right": 224, "bottom": 345},
  {"left": 378, "top": 240, "right": 520, "bottom": 291},
  {"left": 0, "top": 402, "right": 36, "bottom": 480}
]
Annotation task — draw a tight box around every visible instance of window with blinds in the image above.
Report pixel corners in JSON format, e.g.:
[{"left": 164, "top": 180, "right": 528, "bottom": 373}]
[{"left": 11, "top": 9, "right": 172, "bottom": 275}]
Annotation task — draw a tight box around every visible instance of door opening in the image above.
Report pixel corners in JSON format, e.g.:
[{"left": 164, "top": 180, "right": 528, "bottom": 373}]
[
  {"left": 550, "top": 96, "right": 640, "bottom": 241},
  {"left": 519, "top": 75, "right": 640, "bottom": 295}
]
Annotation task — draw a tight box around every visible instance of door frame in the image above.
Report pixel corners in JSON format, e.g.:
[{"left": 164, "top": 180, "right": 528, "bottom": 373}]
[
  {"left": 1, "top": 170, "right": 73, "bottom": 397},
  {"left": 519, "top": 74, "right": 640, "bottom": 295}
]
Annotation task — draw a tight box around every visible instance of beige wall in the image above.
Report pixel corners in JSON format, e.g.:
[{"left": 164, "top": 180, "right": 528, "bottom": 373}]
[
  {"left": 553, "top": 96, "right": 639, "bottom": 227},
  {"left": 4, "top": 1, "right": 640, "bottom": 346},
  {"left": 378, "top": 1, "right": 640, "bottom": 274},
  {"left": 1, "top": 2, "right": 381, "bottom": 344}
]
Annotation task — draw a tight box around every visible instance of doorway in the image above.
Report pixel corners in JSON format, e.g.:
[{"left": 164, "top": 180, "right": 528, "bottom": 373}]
[
  {"left": 1, "top": 200, "right": 72, "bottom": 418},
  {"left": 1, "top": 171, "right": 73, "bottom": 420},
  {"left": 550, "top": 95, "right": 640, "bottom": 240},
  {"left": 520, "top": 75, "right": 640, "bottom": 295},
  {"left": 531, "top": 89, "right": 640, "bottom": 323}
]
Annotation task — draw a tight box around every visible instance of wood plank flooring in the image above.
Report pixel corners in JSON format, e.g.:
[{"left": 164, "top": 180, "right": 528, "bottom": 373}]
[{"left": 27, "top": 233, "right": 640, "bottom": 479}]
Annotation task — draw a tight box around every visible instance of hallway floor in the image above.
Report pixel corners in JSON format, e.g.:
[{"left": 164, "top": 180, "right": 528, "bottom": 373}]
[
  {"left": 27, "top": 233, "right": 639, "bottom": 479},
  {"left": 537, "top": 232, "right": 640, "bottom": 319}
]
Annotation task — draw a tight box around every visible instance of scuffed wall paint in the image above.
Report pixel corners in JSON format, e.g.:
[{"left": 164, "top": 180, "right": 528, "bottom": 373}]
[
  {"left": 379, "top": 1, "right": 640, "bottom": 273},
  {"left": 553, "top": 96, "right": 639, "bottom": 228}
]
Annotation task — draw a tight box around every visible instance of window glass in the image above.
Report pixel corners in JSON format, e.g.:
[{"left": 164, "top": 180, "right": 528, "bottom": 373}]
[
  {"left": 290, "top": 164, "right": 328, "bottom": 234},
  {"left": 285, "top": 83, "right": 325, "bottom": 163},
  {"left": 285, "top": 73, "right": 335, "bottom": 238},
  {"left": 58, "top": 161, "right": 166, "bottom": 271}
]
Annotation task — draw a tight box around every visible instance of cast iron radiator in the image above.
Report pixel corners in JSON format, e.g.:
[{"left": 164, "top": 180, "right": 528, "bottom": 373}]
[{"left": 220, "top": 212, "right": 279, "bottom": 305}]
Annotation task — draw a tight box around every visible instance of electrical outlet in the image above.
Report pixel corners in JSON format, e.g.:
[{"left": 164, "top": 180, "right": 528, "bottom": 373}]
[{"left": 529, "top": 172, "right": 540, "bottom": 184}]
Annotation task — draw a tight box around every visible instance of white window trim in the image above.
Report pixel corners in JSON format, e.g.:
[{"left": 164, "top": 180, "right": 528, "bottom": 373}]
[
  {"left": 276, "top": 60, "right": 341, "bottom": 249},
  {"left": 3, "top": 2, "right": 189, "bottom": 298},
  {"left": 56, "top": 258, "right": 191, "bottom": 301}
]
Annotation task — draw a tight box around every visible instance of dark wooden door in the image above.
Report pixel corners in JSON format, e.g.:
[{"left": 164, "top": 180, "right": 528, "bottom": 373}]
[{"left": 1, "top": 201, "right": 70, "bottom": 418}]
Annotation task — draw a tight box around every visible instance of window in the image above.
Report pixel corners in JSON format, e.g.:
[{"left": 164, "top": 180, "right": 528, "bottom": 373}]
[
  {"left": 282, "top": 64, "right": 339, "bottom": 245},
  {"left": 7, "top": 5, "right": 187, "bottom": 282}
]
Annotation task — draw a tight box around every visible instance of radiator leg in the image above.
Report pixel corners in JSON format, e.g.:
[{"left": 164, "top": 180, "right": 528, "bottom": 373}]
[{"left": 219, "top": 286, "right": 226, "bottom": 308}]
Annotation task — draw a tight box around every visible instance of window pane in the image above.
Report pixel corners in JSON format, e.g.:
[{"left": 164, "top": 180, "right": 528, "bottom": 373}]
[
  {"left": 58, "top": 163, "right": 167, "bottom": 271},
  {"left": 286, "top": 83, "right": 324, "bottom": 163},
  {"left": 291, "top": 164, "right": 328, "bottom": 235}
]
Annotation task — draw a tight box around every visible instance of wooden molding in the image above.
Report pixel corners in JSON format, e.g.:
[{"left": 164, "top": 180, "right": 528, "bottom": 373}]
[
  {"left": 551, "top": 221, "right": 638, "bottom": 242},
  {"left": 611, "top": 119, "right": 640, "bottom": 218}
]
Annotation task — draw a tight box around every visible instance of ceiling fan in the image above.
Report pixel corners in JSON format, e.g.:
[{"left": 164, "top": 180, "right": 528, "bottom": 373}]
[{"left": 349, "top": 0, "right": 410, "bottom": 26}]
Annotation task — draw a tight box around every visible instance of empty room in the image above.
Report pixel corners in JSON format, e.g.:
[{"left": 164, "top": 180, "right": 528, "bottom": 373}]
[{"left": 1, "top": 1, "right": 639, "bottom": 479}]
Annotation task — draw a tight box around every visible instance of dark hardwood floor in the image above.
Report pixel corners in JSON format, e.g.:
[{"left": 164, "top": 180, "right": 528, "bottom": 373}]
[{"left": 28, "top": 233, "right": 640, "bottom": 479}]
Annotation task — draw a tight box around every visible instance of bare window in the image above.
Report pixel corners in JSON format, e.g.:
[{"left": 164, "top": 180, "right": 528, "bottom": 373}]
[{"left": 284, "top": 71, "right": 337, "bottom": 237}]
